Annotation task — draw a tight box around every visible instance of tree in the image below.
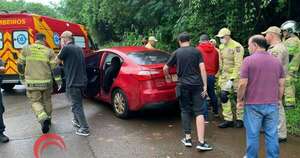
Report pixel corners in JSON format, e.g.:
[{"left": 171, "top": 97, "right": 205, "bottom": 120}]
[{"left": 58, "top": 0, "right": 299, "bottom": 49}]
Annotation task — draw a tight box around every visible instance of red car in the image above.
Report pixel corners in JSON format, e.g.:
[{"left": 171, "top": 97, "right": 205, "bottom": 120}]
[{"left": 84, "top": 46, "right": 177, "bottom": 118}]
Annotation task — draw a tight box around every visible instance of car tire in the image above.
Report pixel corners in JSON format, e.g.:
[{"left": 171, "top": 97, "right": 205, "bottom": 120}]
[
  {"left": 112, "top": 89, "right": 130, "bottom": 119},
  {"left": 1, "top": 84, "right": 15, "bottom": 91}
]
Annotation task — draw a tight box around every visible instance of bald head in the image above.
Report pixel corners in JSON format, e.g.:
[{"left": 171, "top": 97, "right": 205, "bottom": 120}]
[
  {"left": 248, "top": 35, "right": 268, "bottom": 54},
  {"left": 249, "top": 35, "right": 268, "bottom": 49}
]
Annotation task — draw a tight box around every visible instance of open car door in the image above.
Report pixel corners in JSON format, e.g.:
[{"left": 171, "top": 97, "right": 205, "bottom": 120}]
[{"left": 83, "top": 51, "right": 102, "bottom": 97}]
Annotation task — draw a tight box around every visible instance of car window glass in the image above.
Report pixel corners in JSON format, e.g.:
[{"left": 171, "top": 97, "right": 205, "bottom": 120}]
[
  {"left": 73, "top": 36, "right": 85, "bottom": 48},
  {"left": 13, "top": 31, "right": 29, "bottom": 49},
  {"left": 127, "top": 50, "right": 170, "bottom": 65},
  {"left": 103, "top": 53, "right": 122, "bottom": 69},
  {"left": 104, "top": 53, "right": 118, "bottom": 64}
]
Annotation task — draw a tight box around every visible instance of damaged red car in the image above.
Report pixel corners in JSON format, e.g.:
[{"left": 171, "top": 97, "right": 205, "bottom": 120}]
[{"left": 84, "top": 46, "right": 177, "bottom": 118}]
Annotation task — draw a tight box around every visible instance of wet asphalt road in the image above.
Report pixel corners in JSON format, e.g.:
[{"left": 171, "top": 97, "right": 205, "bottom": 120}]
[{"left": 0, "top": 86, "right": 300, "bottom": 158}]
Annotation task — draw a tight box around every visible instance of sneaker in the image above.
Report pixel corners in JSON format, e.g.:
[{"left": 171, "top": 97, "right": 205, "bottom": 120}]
[
  {"left": 75, "top": 128, "right": 90, "bottom": 136},
  {"left": 196, "top": 141, "right": 213, "bottom": 151},
  {"left": 41, "top": 119, "right": 51, "bottom": 134},
  {"left": 0, "top": 133, "right": 9, "bottom": 143},
  {"left": 218, "top": 121, "right": 234, "bottom": 128},
  {"left": 72, "top": 119, "right": 80, "bottom": 128},
  {"left": 181, "top": 138, "right": 192, "bottom": 147}
]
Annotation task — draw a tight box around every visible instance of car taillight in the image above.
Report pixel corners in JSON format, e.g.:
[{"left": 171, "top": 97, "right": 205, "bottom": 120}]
[{"left": 136, "top": 70, "right": 160, "bottom": 81}]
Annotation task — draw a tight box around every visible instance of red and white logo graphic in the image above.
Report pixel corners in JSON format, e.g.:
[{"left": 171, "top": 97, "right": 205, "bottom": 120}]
[{"left": 33, "top": 133, "right": 66, "bottom": 158}]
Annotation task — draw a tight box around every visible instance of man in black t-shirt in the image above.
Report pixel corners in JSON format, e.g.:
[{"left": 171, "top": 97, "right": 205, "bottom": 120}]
[
  {"left": 56, "top": 31, "right": 90, "bottom": 137},
  {"left": 163, "top": 32, "right": 213, "bottom": 151}
]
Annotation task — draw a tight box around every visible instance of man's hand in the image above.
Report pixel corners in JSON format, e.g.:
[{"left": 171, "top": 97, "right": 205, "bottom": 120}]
[
  {"left": 55, "top": 56, "right": 63, "bottom": 65},
  {"left": 163, "top": 65, "right": 171, "bottom": 83},
  {"left": 237, "top": 100, "right": 245, "bottom": 109},
  {"left": 201, "top": 86, "right": 208, "bottom": 98}
]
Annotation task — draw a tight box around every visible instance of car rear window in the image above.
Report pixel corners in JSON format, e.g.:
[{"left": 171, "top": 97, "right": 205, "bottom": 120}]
[{"left": 127, "top": 51, "right": 170, "bottom": 65}]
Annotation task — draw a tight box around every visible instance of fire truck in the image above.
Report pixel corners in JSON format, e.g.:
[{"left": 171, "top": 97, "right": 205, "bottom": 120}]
[{"left": 0, "top": 11, "right": 97, "bottom": 90}]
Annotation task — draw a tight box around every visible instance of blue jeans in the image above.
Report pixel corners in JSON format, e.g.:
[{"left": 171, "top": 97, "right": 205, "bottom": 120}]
[
  {"left": 207, "top": 75, "right": 218, "bottom": 114},
  {"left": 244, "top": 104, "right": 279, "bottom": 158}
]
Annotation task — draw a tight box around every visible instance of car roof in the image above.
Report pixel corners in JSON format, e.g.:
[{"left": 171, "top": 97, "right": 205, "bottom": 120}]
[{"left": 101, "top": 46, "right": 159, "bottom": 54}]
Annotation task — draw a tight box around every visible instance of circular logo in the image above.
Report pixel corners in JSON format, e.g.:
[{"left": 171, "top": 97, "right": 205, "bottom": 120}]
[
  {"left": 53, "top": 32, "right": 60, "bottom": 46},
  {"left": 17, "top": 34, "right": 27, "bottom": 45},
  {"left": 33, "top": 133, "right": 66, "bottom": 158}
]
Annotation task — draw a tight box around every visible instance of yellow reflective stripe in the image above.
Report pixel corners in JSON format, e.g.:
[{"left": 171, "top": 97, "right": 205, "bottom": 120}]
[
  {"left": 50, "top": 62, "right": 57, "bottom": 69},
  {"left": 37, "top": 112, "right": 48, "bottom": 122},
  {"left": 54, "top": 77, "right": 61, "bottom": 81},
  {"left": 26, "top": 79, "right": 51, "bottom": 83},
  {"left": 26, "top": 46, "right": 49, "bottom": 61},
  {"left": 26, "top": 56, "right": 49, "bottom": 62}
]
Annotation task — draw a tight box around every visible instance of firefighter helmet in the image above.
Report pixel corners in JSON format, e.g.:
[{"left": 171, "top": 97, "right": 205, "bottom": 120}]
[{"left": 281, "top": 20, "right": 299, "bottom": 33}]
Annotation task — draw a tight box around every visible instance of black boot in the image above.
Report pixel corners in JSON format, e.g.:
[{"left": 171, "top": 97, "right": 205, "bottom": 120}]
[
  {"left": 235, "top": 120, "right": 244, "bottom": 128},
  {"left": 0, "top": 133, "right": 9, "bottom": 143},
  {"left": 279, "top": 138, "right": 287, "bottom": 143},
  {"left": 218, "top": 121, "right": 234, "bottom": 128},
  {"left": 41, "top": 119, "right": 51, "bottom": 134}
]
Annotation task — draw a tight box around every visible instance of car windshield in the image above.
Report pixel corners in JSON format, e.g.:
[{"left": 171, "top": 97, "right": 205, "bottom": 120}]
[{"left": 127, "top": 51, "right": 170, "bottom": 65}]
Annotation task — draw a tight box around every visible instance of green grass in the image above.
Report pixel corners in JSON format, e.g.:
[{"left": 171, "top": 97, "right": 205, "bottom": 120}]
[{"left": 286, "top": 78, "right": 300, "bottom": 135}]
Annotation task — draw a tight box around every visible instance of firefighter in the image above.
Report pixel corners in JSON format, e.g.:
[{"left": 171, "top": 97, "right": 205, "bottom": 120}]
[
  {"left": 216, "top": 28, "right": 244, "bottom": 128},
  {"left": 262, "top": 26, "right": 289, "bottom": 143},
  {"left": 18, "top": 33, "right": 57, "bottom": 134},
  {"left": 281, "top": 20, "right": 300, "bottom": 109}
]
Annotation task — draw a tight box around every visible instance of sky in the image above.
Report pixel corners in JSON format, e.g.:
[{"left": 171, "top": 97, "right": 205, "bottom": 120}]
[{"left": 8, "top": 0, "right": 61, "bottom": 6}]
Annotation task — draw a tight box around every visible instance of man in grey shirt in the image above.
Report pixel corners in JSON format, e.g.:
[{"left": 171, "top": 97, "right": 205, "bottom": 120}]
[{"left": 56, "top": 31, "right": 89, "bottom": 136}]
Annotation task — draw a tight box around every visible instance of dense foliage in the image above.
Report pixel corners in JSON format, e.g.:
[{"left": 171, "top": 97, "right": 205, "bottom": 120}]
[{"left": 58, "top": 0, "right": 300, "bottom": 49}]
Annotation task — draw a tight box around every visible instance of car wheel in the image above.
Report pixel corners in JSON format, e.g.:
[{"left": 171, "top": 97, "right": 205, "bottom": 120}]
[
  {"left": 1, "top": 84, "right": 15, "bottom": 91},
  {"left": 112, "top": 89, "right": 130, "bottom": 118}
]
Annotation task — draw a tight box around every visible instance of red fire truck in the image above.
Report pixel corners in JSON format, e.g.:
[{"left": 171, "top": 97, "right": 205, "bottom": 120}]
[{"left": 0, "top": 11, "right": 97, "bottom": 90}]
